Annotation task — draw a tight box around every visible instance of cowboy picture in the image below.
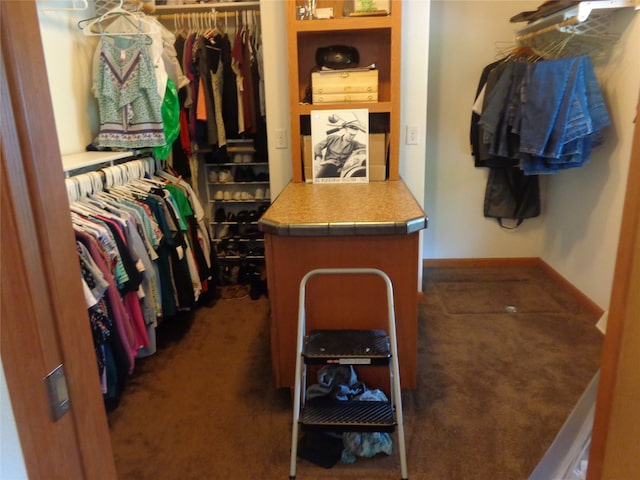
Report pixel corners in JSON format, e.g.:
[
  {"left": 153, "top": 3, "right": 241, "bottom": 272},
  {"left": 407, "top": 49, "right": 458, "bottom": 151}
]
[{"left": 311, "top": 109, "right": 369, "bottom": 183}]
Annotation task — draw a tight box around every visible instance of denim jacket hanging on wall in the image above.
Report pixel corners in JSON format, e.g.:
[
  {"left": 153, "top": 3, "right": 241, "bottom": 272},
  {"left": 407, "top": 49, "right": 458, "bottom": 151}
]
[{"left": 471, "top": 54, "right": 611, "bottom": 227}]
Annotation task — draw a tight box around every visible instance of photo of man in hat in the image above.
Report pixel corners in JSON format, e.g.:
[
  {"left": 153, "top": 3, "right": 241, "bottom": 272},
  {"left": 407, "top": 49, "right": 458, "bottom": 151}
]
[{"left": 312, "top": 109, "right": 369, "bottom": 182}]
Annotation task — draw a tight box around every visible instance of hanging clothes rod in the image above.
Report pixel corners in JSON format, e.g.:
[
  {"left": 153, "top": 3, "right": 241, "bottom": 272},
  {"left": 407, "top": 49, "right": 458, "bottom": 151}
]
[
  {"left": 514, "top": 0, "right": 636, "bottom": 59},
  {"left": 65, "top": 156, "right": 160, "bottom": 202},
  {"left": 516, "top": 0, "right": 635, "bottom": 38},
  {"left": 151, "top": 1, "right": 259, "bottom": 16},
  {"left": 154, "top": 9, "right": 259, "bottom": 23}
]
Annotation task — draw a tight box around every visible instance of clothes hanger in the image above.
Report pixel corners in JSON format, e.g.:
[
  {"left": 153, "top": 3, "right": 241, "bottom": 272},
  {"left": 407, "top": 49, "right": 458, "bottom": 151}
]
[{"left": 78, "top": 0, "right": 153, "bottom": 44}]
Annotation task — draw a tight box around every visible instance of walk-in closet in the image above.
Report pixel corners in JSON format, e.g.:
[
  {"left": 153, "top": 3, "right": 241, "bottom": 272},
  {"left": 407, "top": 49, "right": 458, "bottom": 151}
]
[{"left": 2, "top": 1, "right": 639, "bottom": 479}]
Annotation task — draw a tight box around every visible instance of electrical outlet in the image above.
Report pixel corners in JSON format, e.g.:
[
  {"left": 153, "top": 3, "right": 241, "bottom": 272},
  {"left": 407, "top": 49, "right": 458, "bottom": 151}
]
[
  {"left": 275, "top": 129, "right": 287, "bottom": 149},
  {"left": 406, "top": 125, "right": 419, "bottom": 145}
]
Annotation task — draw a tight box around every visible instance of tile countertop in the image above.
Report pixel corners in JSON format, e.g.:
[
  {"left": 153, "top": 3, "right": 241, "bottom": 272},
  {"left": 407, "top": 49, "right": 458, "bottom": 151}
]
[{"left": 258, "top": 180, "right": 428, "bottom": 237}]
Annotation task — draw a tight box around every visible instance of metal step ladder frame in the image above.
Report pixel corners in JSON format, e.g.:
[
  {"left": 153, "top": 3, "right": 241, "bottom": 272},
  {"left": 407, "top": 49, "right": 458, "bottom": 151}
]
[{"left": 289, "top": 267, "right": 408, "bottom": 479}]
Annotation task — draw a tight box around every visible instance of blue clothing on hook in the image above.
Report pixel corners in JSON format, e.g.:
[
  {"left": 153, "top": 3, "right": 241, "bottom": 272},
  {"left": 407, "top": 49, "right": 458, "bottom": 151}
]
[
  {"left": 478, "top": 55, "right": 610, "bottom": 176},
  {"left": 519, "top": 55, "right": 610, "bottom": 173}
]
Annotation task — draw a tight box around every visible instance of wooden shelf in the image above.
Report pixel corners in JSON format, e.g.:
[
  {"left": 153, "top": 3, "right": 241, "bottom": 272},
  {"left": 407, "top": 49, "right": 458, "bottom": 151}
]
[
  {"left": 286, "top": 0, "right": 402, "bottom": 182},
  {"left": 291, "top": 15, "right": 393, "bottom": 32},
  {"left": 293, "top": 101, "right": 393, "bottom": 116}
]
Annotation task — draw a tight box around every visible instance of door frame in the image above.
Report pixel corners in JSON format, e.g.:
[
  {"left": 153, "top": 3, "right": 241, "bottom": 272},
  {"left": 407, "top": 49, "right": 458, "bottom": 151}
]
[
  {"left": 587, "top": 97, "right": 640, "bottom": 479},
  {"left": 1, "top": 1, "right": 117, "bottom": 478}
]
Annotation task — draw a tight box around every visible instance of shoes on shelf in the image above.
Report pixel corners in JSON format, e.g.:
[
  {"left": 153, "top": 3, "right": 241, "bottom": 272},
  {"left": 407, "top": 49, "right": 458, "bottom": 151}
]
[
  {"left": 237, "top": 210, "right": 250, "bottom": 222},
  {"left": 233, "top": 191, "right": 254, "bottom": 200},
  {"left": 233, "top": 166, "right": 245, "bottom": 183},
  {"left": 233, "top": 166, "right": 256, "bottom": 182},
  {"left": 214, "top": 207, "right": 226, "bottom": 222},
  {"left": 243, "top": 167, "right": 255, "bottom": 182},
  {"left": 216, "top": 224, "right": 230, "bottom": 239},
  {"left": 218, "top": 170, "right": 232, "bottom": 183}
]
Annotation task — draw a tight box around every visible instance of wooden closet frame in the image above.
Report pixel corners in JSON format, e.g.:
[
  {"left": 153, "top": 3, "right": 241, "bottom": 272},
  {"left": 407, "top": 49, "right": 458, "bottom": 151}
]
[{"left": 1, "top": 1, "right": 638, "bottom": 477}]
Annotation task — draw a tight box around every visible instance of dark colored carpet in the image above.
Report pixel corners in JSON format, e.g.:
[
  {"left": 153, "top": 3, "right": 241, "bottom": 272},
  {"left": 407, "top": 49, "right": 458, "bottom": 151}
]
[{"left": 109, "top": 266, "right": 603, "bottom": 479}]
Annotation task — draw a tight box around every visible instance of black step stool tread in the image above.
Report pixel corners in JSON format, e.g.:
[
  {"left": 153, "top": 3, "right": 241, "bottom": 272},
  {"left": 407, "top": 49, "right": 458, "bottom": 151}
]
[
  {"left": 301, "top": 399, "right": 396, "bottom": 432},
  {"left": 303, "top": 329, "right": 391, "bottom": 365}
]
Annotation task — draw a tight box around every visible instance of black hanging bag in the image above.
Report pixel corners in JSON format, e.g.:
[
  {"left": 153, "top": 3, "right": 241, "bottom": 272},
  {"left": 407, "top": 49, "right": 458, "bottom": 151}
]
[{"left": 484, "top": 166, "right": 541, "bottom": 228}]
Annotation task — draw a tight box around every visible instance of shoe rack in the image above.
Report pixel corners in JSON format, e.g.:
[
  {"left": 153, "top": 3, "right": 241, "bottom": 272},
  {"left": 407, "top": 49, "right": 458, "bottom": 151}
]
[{"left": 205, "top": 139, "right": 270, "bottom": 287}]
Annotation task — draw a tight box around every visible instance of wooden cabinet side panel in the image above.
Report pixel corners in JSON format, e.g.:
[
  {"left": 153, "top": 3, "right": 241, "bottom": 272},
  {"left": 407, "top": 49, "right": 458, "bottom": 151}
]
[{"left": 265, "top": 233, "right": 420, "bottom": 390}]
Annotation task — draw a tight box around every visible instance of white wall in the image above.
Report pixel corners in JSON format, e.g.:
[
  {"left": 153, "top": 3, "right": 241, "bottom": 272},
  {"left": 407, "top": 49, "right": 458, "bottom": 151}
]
[
  {"left": 425, "top": 0, "right": 544, "bottom": 261},
  {"left": 542, "top": 14, "right": 640, "bottom": 309},
  {"left": 400, "top": 0, "right": 429, "bottom": 206},
  {"left": 425, "top": 1, "right": 639, "bottom": 310},
  {"left": 259, "top": 0, "right": 292, "bottom": 200},
  {"left": 0, "top": 361, "right": 28, "bottom": 480},
  {"left": 37, "top": 7, "right": 100, "bottom": 155}
]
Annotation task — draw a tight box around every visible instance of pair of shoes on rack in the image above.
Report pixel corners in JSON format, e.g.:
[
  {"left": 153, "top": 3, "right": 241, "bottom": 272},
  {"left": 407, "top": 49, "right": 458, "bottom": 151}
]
[
  {"left": 244, "top": 228, "right": 264, "bottom": 239},
  {"left": 255, "top": 171, "right": 269, "bottom": 181},
  {"left": 216, "top": 224, "right": 229, "bottom": 239},
  {"left": 219, "top": 265, "right": 241, "bottom": 285},
  {"left": 232, "top": 153, "right": 253, "bottom": 164},
  {"left": 217, "top": 238, "right": 239, "bottom": 256},
  {"left": 233, "top": 191, "right": 254, "bottom": 201},
  {"left": 234, "top": 166, "right": 256, "bottom": 182},
  {"left": 218, "top": 170, "right": 233, "bottom": 183},
  {"left": 207, "top": 147, "right": 231, "bottom": 164},
  {"left": 255, "top": 187, "right": 270, "bottom": 200},
  {"left": 245, "top": 263, "right": 268, "bottom": 300},
  {"left": 214, "top": 207, "right": 226, "bottom": 222},
  {"left": 236, "top": 210, "right": 249, "bottom": 223}
]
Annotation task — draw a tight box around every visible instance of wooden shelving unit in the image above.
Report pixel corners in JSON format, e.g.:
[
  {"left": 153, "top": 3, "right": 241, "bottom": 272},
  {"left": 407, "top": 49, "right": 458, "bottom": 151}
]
[{"left": 286, "top": 0, "right": 402, "bottom": 182}]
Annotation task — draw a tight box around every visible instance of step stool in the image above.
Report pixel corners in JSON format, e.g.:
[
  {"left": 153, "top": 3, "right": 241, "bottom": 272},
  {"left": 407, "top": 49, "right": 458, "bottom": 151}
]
[{"left": 289, "top": 268, "right": 408, "bottom": 479}]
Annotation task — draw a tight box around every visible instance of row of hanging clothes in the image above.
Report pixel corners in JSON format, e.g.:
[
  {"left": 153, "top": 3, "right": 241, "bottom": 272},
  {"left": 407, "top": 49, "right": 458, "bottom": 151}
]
[
  {"left": 471, "top": 44, "right": 611, "bottom": 228},
  {"left": 164, "top": 8, "right": 269, "bottom": 181},
  {"left": 66, "top": 156, "right": 213, "bottom": 410},
  {"left": 78, "top": 2, "right": 267, "bottom": 184}
]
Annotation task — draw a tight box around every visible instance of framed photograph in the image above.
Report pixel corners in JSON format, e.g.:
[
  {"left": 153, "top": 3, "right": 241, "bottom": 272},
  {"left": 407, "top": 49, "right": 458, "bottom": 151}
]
[{"left": 310, "top": 109, "right": 369, "bottom": 184}]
